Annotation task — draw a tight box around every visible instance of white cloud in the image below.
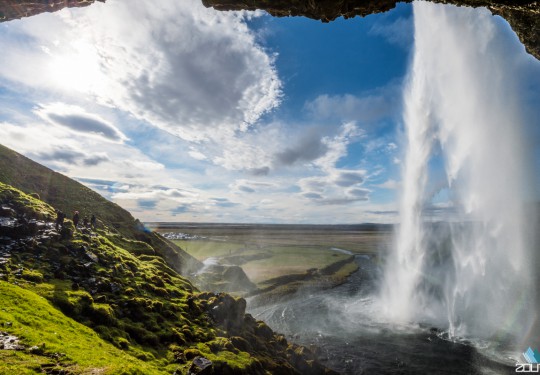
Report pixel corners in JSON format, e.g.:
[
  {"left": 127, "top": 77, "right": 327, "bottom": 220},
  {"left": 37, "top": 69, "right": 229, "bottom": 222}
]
[
  {"left": 230, "top": 179, "right": 277, "bottom": 194},
  {"left": 375, "top": 179, "right": 399, "bottom": 189},
  {"left": 334, "top": 170, "right": 366, "bottom": 187},
  {"left": 0, "top": 1, "right": 411, "bottom": 224},
  {"left": 36, "top": 147, "right": 110, "bottom": 167},
  {"left": 34, "top": 103, "right": 127, "bottom": 142},
  {"left": 0, "top": 0, "right": 282, "bottom": 142},
  {"left": 387, "top": 142, "right": 398, "bottom": 150},
  {"left": 304, "top": 85, "right": 400, "bottom": 124},
  {"left": 297, "top": 171, "right": 371, "bottom": 206},
  {"left": 188, "top": 148, "right": 207, "bottom": 161},
  {"left": 314, "top": 122, "right": 364, "bottom": 172},
  {"left": 212, "top": 135, "right": 273, "bottom": 172},
  {"left": 112, "top": 187, "right": 198, "bottom": 201},
  {"left": 208, "top": 122, "right": 342, "bottom": 173},
  {"left": 273, "top": 128, "right": 329, "bottom": 166},
  {"left": 369, "top": 16, "right": 413, "bottom": 48},
  {"left": 298, "top": 177, "right": 328, "bottom": 193}
]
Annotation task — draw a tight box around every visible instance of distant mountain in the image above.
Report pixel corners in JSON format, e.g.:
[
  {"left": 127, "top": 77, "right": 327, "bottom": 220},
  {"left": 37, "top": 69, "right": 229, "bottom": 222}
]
[{"left": 0, "top": 143, "right": 201, "bottom": 275}]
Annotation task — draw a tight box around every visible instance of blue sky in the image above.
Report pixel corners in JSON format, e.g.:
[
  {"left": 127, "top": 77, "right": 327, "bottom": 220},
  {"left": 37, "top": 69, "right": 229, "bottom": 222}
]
[{"left": 0, "top": 0, "right": 537, "bottom": 223}]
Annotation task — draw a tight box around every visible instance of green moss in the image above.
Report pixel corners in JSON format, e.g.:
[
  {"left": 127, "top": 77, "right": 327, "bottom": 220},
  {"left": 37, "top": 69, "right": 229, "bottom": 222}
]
[
  {"left": 0, "top": 351, "right": 54, "bottom": 375},
  {"left": 0, "top": 281, "right": 163, "bottom": 374},
  {"left": 89, "top": 303, "right": 116, "bottom": 325},
  {"left": 0, "top": 182, "right": 55, "bottom": 220},
  {"left": 108, "top": 235, "right": 156, "bottom": 256},
  {"left": 198, "top": 347, "right": 255, "bottom": 371},
  {"left": 183, "top": 348, "right": 202, "bottom": 360},
  {"left": 21, "top": 269, "right": 44, "bottom": 283}
]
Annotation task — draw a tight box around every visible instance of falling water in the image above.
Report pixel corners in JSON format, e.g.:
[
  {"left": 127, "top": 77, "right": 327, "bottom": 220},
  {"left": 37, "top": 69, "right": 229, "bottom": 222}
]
[{"left": 381, "top": 2, "right": 536, "bottom": 342}]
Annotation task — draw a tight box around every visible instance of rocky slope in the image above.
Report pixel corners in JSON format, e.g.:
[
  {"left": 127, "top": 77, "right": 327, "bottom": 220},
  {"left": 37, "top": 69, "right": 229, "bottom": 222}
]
[
  {"left": 0, "top": 181, "right": 335, "bottom": 374},
  {"left": 0, "top": 143, "right": 201, "bottom": 275},
  {"left": 0, "top": 1, "right": 537, "bottom": 59}
]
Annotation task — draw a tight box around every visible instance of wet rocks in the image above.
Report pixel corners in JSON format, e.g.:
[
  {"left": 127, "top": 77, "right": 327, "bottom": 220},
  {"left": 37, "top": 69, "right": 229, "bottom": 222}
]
[
  {"left": 84, "top": 250, "right": 99, "bottom": 263},
  {"left": 188, "top": 356, "right": 213, "bottom": 375},
  {"left": 0, "top": 217, "right": 29, "bottom": 238},
  {"left": 0, "top": 331, "right": 24, "bottom": 350},
  {"left": 0, "top": 208, "right": 60, "bottom": 243},
  {"left": 196, "top": 292, "right": 335, "bottom": 375},
  {"left": 0, "top": 205, "right": 16, "bottom": 217},
  {"left": 203, "top": 293, "right": 247, "bottom": 333}
]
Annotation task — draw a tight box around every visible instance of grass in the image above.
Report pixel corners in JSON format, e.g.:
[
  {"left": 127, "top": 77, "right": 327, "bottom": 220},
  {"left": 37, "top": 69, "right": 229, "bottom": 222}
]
[
  {"left": 163, "top": 225, "right": 391, "bottom": 255},
  {"left": 0, "top": 281, "right": 159, "bottom": 374},
  {"left": 169, "top": 224, "right": 389, "bottom": 288},
  {"left": 174, "top": 240, "right": 248, "bottom": 259},
  {"left": 242, "top": 246, "right": 349, "bottom": 285},
  {"left": 173, "top": 239, "right": 353, "bottom": 285}
]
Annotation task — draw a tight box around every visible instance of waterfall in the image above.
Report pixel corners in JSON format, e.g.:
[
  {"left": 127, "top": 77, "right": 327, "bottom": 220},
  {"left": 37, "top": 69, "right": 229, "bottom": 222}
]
[{"left": 381, "top": 1, "right": 536, "bottom": 341}]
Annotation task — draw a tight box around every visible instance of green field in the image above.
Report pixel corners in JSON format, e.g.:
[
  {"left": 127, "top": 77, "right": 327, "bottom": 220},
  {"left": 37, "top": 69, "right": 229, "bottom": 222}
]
[{"left": 162, "top": 225, "right": 392, "bottom": 287}]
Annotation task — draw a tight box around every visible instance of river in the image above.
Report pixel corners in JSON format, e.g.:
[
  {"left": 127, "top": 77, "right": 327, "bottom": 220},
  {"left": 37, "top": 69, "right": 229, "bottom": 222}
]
[{"left": 248, "top": 254, "right": 518, "bottom": 374}]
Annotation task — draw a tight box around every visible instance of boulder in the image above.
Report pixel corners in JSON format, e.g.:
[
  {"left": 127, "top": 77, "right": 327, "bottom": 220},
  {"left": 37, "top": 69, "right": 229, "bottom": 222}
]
[
  {"left": 188, "top": 356, "right": 213, "bottom": 375},
  {"left": 207, "top": 294, "right": 247, "bottom": 333},
  {"left": 0, "top": 206, "right": 16, "bottom": 217}
]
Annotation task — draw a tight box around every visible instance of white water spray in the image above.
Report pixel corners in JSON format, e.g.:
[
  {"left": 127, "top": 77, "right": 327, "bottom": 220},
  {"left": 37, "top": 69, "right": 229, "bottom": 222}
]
[{"left": 381, "top": 2, "right": 536, "bottom": 341}]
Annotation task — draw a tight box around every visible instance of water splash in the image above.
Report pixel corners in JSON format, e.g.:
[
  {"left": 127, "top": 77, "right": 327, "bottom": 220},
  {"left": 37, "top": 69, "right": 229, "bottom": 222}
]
[{"left": 381, "top": 2, "right": 536, "bottom": 342}]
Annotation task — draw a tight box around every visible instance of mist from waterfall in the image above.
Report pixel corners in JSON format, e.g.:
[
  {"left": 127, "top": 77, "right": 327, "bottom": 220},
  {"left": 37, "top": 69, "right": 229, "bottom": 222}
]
[{"left": 381, "top": 1, "right": 536, "bottom": 342}]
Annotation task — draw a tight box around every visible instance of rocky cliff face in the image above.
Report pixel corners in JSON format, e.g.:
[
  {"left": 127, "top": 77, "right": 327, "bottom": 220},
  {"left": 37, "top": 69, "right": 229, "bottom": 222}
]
[
  {"left": 0, "top": 0, "right": 103, "bottom": 22},
  {"left": 202, "top": 0, "right": 539, "bottom": 60}
]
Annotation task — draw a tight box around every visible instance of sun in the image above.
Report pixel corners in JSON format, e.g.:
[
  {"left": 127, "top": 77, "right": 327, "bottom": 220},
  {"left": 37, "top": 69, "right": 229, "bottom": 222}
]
[{"left": 46, "top": 38, "right": 106, "bottom": 95}]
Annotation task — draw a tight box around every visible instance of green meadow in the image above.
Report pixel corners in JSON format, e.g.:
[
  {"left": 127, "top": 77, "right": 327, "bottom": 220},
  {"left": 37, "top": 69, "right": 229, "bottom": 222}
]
[{"left": 161, "top": 225, "right": 392, "bottom": 288}]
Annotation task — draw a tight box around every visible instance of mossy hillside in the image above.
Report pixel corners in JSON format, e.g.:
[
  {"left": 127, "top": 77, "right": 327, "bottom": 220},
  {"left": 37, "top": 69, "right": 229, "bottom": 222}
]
[
  {"left": 0, "top": 181, "right": 56, "bottom": 220},
  {"left": 0, "top": 281, "right": 158, "bottom": 374},
  {"left": 0, "top": 145, "right": 132, "bottom": 234},
  {"left": 0, "top": 183, "right": 332, "bottom": 374},
  {"left": 0, "top": 184, "right": 206, "bottom": 365},
  {"left": 0, "top": 143, "right": 201, "bottom": 275}
]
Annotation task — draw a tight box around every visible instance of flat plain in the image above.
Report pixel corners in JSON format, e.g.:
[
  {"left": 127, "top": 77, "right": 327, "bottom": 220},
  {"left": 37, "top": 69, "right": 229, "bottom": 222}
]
[{"left": 150, "top": 223, "right": 393, "bottom": 288}]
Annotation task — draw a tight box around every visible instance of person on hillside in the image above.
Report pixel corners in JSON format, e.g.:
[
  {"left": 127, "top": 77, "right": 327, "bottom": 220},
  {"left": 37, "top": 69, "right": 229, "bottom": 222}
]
[
  {"left": 55, "top": 210, "right": 65, "bottom": 230},
  {"left": 73, "top": 211, "right": 80, "bottom": 229},
  {"left": 90, "top": 214, "right": 96, "bottom": 229},
  {"left": 83, "top": 217, "right": 89, "bottom": 228}
]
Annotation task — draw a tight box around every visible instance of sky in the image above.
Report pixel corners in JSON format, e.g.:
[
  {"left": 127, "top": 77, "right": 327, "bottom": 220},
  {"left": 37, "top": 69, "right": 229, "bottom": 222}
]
[{"left": 0, "top": 0, "right": 538, "bottom": 224}]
